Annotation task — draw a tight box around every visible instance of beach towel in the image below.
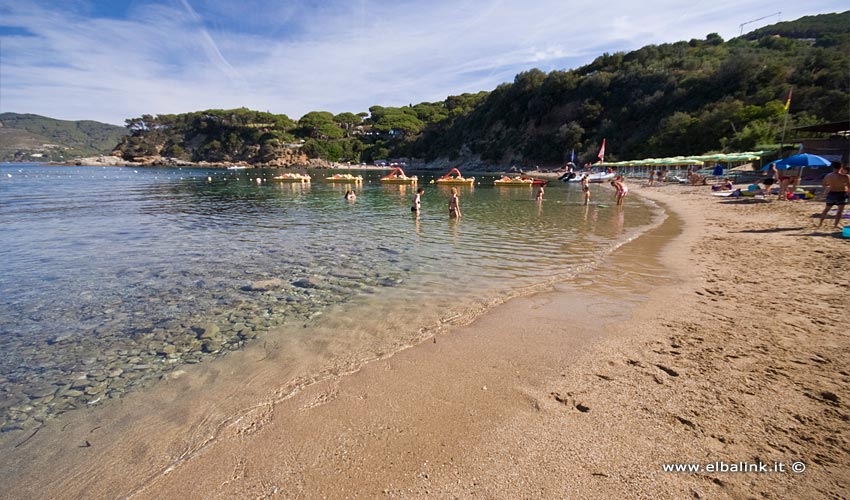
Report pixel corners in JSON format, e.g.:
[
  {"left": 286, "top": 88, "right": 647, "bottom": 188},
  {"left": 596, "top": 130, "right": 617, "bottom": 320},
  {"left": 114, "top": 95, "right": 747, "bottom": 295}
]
[{"left": 712, "top": 189, "right": 741, "bottom": 198}]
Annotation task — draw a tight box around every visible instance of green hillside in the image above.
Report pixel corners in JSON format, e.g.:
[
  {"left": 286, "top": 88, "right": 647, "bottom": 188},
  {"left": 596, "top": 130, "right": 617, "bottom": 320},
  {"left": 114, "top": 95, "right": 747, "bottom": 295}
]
[
  {"left": 407, "top": 11, "right": 849, "bottom": 166},
  {"left": 111, "top": 11, "right": 848, "bottom": 167},
  {"left": 0, "top": 113, "right": 126, "bottom": 162}
]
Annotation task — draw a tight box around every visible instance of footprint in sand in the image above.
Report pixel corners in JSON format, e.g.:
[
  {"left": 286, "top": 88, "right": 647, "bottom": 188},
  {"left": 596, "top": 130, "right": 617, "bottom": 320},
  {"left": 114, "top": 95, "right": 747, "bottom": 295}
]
[{"left": 656, "top": 364, "right": 680, "bottom": 377}]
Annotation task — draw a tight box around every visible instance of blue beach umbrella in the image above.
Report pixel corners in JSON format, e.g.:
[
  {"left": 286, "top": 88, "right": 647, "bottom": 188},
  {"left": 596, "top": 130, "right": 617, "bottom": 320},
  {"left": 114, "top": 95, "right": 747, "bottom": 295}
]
[{"left": 773, "top": 153, "right": 831, "bottom": 169}]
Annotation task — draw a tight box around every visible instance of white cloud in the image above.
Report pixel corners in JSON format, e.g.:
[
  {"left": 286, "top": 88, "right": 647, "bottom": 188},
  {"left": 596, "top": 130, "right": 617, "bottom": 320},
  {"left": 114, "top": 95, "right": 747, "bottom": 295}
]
[{"left": 0, "top": 0, "right": 846, "bottom": 124}]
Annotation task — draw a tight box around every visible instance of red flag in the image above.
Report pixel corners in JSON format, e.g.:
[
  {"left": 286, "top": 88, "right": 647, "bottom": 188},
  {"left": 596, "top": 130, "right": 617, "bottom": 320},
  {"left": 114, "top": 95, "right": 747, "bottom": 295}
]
[{"left": 597, "top": 139, "right": 606, "bottom": 161}]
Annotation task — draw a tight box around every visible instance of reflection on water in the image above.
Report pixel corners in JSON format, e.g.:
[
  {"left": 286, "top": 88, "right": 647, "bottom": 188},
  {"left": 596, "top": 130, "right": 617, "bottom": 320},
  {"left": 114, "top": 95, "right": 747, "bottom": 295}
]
[{"left": 0, "top": 164, "right": 660, "bottom": 430}]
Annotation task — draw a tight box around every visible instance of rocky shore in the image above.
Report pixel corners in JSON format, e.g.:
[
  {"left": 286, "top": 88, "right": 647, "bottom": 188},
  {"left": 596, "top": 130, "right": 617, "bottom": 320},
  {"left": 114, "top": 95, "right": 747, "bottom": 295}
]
[
  {"left": 0, "top": 265, "right": 407, "bottom": 434},
  {"left": 46, "top": 154, "right": 551, "bottom": 174},
  {"left": 49, "top": 154, "right": 340, "bottom": 169}
]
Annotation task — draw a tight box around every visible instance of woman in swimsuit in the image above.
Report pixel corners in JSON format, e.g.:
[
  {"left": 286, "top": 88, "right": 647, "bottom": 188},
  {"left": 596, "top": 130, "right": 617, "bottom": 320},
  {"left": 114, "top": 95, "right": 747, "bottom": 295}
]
[
  {"left": 611, "top": 179, "right": 628, "bottom": 206},
  {"left": 412, "top": 187, "right": 424, "bottom": 216},
  {"left": 580, "top": 174, "right": 590, "bottom": 205},
  {"left": 448, "top": 187, "right": 461, "bottom": 219},
  {"left": 763, "top": 164, "right": 779, "bottom": 197},
  {"left": 778, "top": 170, "right": 795, "bottom": 201}
]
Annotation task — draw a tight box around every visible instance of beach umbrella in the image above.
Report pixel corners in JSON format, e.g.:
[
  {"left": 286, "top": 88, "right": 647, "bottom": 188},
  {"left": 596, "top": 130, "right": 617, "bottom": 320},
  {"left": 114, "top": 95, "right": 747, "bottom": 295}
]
[{"left": 773, "top": 153, "right": 831, "bottom": 169}]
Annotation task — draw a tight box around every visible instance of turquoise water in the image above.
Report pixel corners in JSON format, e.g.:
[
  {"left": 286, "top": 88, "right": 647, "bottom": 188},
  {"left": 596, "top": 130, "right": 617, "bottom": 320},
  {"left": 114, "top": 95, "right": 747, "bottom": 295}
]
[{"left": 0, "top": 163, "right": 660, "bottom": 430}]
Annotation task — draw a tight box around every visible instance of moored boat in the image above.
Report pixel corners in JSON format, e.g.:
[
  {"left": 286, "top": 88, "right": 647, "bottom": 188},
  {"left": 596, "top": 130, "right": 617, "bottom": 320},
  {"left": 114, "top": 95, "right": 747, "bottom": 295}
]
[
  {"left": 564, "top": 171, "right": 616, "bottom": 183},
  {"left": 494, "top": 175, "right": 547, "bottom": 186},
  {"left": 324, "top": 173, "right": 363, "bottom": 183},
  {"left": 434, "top": 167, "right": 474, "bottom": 186},
  {"left": 380, "top": 167, "right": 418, "bottom": 184},
  {"left": 272, "top": 172, "right": 311, "bottom": 182}
]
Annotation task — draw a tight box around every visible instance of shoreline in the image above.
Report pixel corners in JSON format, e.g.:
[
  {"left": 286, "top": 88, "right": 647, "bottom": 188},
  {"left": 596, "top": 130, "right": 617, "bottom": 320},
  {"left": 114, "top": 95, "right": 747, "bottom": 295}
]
[{"left": 1, "top": 183, "right": 847, "bottom": 499}]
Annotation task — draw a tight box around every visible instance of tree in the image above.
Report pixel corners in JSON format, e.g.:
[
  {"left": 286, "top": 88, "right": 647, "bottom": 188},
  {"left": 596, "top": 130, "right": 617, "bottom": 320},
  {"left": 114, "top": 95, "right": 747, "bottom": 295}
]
[
  {"left": 334, "top": 112, "right": 361, "bottom": 136},
  {"left": 298, "top": 111, "right": 344, "bottom": 139},
  {"left": 369, "top": 106, "right": 424, "bottom": 135}
]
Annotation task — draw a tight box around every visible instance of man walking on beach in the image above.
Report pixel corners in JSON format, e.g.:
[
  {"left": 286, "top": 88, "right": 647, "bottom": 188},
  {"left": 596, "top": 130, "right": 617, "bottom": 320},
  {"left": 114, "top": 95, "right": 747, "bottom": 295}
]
[{"left": 817, "top": 163, "right": 850, "bottom": 228}]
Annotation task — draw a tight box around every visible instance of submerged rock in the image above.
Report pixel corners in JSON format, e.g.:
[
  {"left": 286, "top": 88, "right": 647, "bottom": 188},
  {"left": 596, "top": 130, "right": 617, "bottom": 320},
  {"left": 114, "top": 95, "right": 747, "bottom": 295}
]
[
  {"left": 292, "top": 277, "right": 322, "bottom": 289},
  {"left": 192, "top": 323, "right": 220, "bottom": 340},
  {"left": 47, "top": 334, "right": 75, "bottom": 345},
  {"left": 241, "top": 279, "right": 284, "bottom": 292},
  {"left": 156, "top": 345, "right": 177, "bottom": 356},
  {"left": 201, "top": 340, "right": 223, "bottom": 353}
]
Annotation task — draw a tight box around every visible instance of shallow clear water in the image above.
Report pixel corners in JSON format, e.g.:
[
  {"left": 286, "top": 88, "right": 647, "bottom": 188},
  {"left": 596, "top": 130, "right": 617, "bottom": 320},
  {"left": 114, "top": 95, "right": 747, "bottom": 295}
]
[{"left": 0, "top": 163, "right": 659, "bottom": 429}]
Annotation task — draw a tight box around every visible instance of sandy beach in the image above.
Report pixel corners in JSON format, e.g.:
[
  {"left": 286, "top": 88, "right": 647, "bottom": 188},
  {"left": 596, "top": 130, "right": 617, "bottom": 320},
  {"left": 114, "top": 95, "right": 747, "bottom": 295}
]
[{"left": 1, "top": 182, "right": 847, "bottom": 499}]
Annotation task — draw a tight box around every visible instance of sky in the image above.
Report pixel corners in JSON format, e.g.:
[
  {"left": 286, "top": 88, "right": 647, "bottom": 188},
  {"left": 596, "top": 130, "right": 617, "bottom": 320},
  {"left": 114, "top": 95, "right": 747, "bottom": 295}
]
[{"left": 0, "top": 0, "right": 846, "bottom": 125}]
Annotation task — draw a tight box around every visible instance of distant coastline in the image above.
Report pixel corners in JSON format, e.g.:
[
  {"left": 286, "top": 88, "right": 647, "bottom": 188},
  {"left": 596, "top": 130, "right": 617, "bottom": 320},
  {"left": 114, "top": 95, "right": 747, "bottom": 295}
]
[
  {"left": 43, "top": 154, "right": 547, "bottom": 174},
  {"left": 45, "top": 154, "right": 382, "bottom": 170}
]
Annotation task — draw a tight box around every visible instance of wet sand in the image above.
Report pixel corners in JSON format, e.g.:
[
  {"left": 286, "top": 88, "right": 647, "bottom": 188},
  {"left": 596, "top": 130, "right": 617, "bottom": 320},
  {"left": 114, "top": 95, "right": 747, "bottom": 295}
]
[{"left": 1, "top": 183, "right": 848, "bottom": 499}]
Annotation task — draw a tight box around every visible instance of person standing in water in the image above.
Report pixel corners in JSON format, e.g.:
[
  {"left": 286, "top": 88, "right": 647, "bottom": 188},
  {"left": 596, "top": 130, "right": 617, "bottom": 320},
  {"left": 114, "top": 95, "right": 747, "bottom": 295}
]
[
  {"left": 412, "top": 187, "right": 424, "bottom": 216},
  {"left": 580, "top": 174, "right": 590, "bottom": 205},
  {"left": 448, "top": 187, "right": 461, "bottom": 219},
  {"left": 610, "top": 178, "right": 628, "bottom": 206},
  {"left": 535, "top": 185, "right": 544, "bottom": 201}
]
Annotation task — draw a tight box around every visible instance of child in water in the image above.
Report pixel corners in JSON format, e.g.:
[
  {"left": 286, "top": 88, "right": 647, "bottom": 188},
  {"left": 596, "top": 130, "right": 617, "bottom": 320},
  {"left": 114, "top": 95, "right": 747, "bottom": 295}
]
[
  {"left": 535, "top": 186, "right": 544, "bottom": 201},
  {"left": 344, "top": 189, "right": 356, "bottom": 200},
  {"left": 448, "top": 187, "right": 461, "bottom": 219}
]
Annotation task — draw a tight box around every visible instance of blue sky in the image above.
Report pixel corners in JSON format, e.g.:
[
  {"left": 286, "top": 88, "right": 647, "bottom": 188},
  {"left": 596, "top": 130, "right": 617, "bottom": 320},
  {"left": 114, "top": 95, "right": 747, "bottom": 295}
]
[{"left": 0, "top": 0, "right": 846, "bottom": 125}]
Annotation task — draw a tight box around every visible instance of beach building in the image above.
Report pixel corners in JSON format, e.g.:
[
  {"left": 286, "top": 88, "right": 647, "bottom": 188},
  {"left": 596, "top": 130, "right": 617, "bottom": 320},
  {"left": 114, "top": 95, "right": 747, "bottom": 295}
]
[{"left": 793, "top": 120, "right": 850, "bottom": 164}]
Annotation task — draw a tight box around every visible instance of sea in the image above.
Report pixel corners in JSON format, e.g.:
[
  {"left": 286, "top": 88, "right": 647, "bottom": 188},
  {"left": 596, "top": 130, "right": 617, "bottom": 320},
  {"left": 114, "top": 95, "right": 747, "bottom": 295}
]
[{"left": 0, "top": 163, "right": 663, "bottom": 431}]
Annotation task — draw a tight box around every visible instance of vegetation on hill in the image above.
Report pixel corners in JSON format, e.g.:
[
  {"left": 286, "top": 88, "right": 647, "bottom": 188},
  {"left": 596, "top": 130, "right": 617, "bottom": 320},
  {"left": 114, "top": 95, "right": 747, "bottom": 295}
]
[
  {"left": 111, "top": 11, "right": 848, "bottom": 167},
  {"left": 0, "top": 113, "right": 126, "bottom": 162}
]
